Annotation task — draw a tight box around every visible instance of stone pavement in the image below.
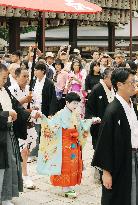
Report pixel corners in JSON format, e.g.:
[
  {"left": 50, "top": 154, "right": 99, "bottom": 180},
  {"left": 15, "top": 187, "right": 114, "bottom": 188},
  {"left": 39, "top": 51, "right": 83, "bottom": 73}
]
[{"left": 13, "top": 137, "right": 102, "bottom": 205}]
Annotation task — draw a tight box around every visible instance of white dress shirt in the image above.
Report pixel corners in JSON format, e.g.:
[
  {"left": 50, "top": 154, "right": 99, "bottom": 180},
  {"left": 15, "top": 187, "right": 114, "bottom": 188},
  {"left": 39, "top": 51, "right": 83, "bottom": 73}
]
[
  {"left": 116, "top": 94, "right": 138, "bottom": 149},
  {"left": 33, "top": 75, "right": 46, "bottom": 111},
  {"left": 9, "top": 84, "right": 29, "bottom": 109}
]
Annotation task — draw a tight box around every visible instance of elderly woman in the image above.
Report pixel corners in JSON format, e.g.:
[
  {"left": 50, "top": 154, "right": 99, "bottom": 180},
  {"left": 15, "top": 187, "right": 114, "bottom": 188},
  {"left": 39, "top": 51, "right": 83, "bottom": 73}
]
[{"left": 0, "top": 63, "right": 30, "bottom": 205}]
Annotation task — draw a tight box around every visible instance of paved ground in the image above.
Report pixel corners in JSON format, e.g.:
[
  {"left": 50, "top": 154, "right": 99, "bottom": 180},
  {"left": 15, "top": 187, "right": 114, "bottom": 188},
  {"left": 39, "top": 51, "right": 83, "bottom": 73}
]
[{"left": 13, "top": 137, "right": 101, "bottom": 205}]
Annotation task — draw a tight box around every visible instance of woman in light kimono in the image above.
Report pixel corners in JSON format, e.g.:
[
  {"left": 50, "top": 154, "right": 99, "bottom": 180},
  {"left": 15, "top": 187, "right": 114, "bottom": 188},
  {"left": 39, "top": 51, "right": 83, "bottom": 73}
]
[{"left": 37, "top": 92, "right": 100, "bottom": 198}]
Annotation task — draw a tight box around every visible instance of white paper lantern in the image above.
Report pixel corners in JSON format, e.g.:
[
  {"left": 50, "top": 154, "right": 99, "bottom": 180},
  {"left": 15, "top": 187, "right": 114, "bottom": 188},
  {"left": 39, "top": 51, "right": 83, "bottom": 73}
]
[
  {"left": 49, "top": 12, "right": 56, "bottom": 18},
  {"left": 117, "top": 0, "right": 123, "bottom": 9},
  {"left": 78, "top": 14, "right": 84, "bottom": 20},
  {"left": 106, "top": 0, "right": 112, "bottom": 8},
  {"left": 70, "top": 14, "right": 78, "bottom": 19},
  {"left": 0, "top": 6, "right": 6, "bottom": 16},
  {"left": 83, "top": 14, "right": 89, "bottom": 21},
  {"left": 6, "top": 7, "right": 14, "bottom": 17},
  {"left": 28, "top": 11, "right": 39, "bottom": 18},
  {"left": 45, "top": 12, "right": 50, "bottom": 18},
  {"left": 120, "top": 10, "right": 126, "bottom": 24},
  {"left": 101, "top": 0, "right": 106, "bottom": 7},
  {"left": 100, "top": 9, "right": 105, "bottom": 21},
  {"left": 104, "top": 9, "right": 111, "bottom": 22},
  {"left": 57, "top": 13, "right": 66, "bottom": 19},
  {"left": 88, "top": 14, "right": 95, "bottom": 21},
  {"left": 124, "top": 10, "right": 130, "bottom": 23},
  {"left": 95, "top": 12, "right": 100, "bottom": 21},
  {"left": 20, "top": 10, "right": 28, "bottom": 18},
  {"left": 14, "top": 8, "right": 21, "bottom": 17},
  {"left": 132, "top": 0, "right": 137, "bottom": 10}
]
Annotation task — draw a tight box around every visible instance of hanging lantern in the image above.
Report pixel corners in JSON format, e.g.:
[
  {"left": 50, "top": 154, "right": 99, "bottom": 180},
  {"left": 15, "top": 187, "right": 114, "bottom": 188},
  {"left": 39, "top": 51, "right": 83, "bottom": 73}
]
[
  {"left": 57, "top": 13, "right": 66, "bottom": 19},
  {"left": 6, "top": 7, "right": 14, "bottom": 17},
  {"left": 0, "top": 6, "right": 6, "bottom": 16},
  {"left": 14, "top": 8, "right": 21, "bottom": 17}
]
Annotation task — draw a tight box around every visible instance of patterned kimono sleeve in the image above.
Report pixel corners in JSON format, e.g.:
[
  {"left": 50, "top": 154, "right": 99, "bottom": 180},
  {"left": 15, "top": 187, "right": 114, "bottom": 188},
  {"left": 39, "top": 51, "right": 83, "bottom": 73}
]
[
  {"left": 37, "top": 111, "right": 63, "bottom": 175},
  {"left": 78, "top": 119, "right": 92, "bottom": 149}
]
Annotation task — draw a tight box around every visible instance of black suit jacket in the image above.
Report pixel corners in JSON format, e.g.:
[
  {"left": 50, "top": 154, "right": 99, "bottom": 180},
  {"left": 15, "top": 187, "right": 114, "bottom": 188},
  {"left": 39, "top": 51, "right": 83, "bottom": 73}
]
[
  {"left": 33, "top": 77, "right": 57, "bottom": 117},
  {"left": 85, "top": 83, "right": 109, "bottom": 149},
  {"left": 0, "top": 88, "right": 30, "bottom": 169},
  {"left": 92, "top": 98, "right": 137, "bottom": 205}
]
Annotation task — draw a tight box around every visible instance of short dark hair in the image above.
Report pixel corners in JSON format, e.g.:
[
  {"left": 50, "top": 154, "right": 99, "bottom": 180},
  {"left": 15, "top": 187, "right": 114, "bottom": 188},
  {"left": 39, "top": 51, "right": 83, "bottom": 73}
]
[
  {"left": 53, "top": 59, "right": 64, "bottom": 69},
  {"left": 0, "top": 63, "right": 8, "bottom": 73},
  {"left": 89, "top": 61, "right": 100, "bottom": 75},
  {"left": 12, "top": 50, "right": 22, "bottom": 58},
  {"left": 111, "top": 67, "right": 134, "bottom": 91},
  {"left": 22, "top": 60, "right": 29, "bottom": 70},
  {"left": 15, "top": 67, "right": 28, "bottom": 77},
  {"left": 35, "top": 62, "right": 47, "bottom": 74},
  {"left": 126, "top": 60, "right": 137, "bottom": 73},
  {"left": 91, "top": 51, "right": 99, "bottom": 56},
  {"left": 65, "top": 92, "right": 81, "bottom": 103},
  {"left": 101, "top": 67, "right": 113, "bottom": 79}
]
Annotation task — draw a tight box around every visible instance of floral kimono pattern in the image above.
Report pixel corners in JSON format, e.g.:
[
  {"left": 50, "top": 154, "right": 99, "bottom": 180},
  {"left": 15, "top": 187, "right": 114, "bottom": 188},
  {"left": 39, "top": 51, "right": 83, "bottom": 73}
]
[{"left": 37, "top": 107, "right": 92, "bottom": 177}]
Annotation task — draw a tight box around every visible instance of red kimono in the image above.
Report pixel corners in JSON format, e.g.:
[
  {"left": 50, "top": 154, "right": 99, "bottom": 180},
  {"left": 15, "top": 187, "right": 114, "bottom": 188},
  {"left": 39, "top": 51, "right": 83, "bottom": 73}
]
[{"left": 50, "top": 128, "right": 83, "bottom": 187}]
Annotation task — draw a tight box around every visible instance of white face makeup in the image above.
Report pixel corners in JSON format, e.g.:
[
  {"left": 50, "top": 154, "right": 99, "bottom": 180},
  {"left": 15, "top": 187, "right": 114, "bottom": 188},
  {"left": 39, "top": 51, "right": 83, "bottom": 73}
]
[{"left": 66, "top": 101, "right": 79, "bottom": 112}]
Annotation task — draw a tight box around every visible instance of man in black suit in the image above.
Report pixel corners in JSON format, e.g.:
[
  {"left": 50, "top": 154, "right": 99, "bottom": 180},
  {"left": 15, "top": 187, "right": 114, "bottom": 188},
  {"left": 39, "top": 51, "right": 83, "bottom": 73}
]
[
  {"left": 85, "top": 68, "right": 114, "bottom": 183},
  {"left": 85, "top": 68, "right": 114, "bottom": 148},
  {"left": 30, "top": 62, "right": 57, "bottom": 158},
  {"left": 92, "top": 68, "right": 138, "bottom": 205},
  {"left": 33, "top": 61, "right": 57, "bottom": 117}
]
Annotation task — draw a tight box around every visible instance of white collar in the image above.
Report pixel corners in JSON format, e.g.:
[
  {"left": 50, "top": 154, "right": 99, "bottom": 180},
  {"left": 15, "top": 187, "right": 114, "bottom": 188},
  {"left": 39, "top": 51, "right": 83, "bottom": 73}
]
[
  {"left": 116, "top": 93, "right": 138, "bottom": 149},
  {"left": 100, "top": 79, "right": 114, "bottom": 103},
  {"left": 116, "top": 93, "right": 132, "bottom": 109},
  {"left": 36, "top": 75, "right": 46, "bottom": 84}
]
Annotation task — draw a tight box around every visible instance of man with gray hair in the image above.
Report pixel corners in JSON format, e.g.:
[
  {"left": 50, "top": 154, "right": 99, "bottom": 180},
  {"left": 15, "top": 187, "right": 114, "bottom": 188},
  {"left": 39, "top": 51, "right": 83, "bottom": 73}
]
[{"left": 85, "top": 68, "right": 114, "bottom": 183}]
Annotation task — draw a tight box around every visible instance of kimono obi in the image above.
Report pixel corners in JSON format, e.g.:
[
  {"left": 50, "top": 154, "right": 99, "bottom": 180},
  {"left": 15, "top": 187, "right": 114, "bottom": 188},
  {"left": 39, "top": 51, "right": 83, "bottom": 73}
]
[
  {"left": 62, "top": 128, "right": 79, "bottom": 139},
  {"left": 51, "top": 128, "right": 83, "bottom": 186},
  {"left": 62, "top": 128, "right": 80, "bottom": 155},
  {"left": 71, "top": 83, "right": 81, "bottom": 92}
]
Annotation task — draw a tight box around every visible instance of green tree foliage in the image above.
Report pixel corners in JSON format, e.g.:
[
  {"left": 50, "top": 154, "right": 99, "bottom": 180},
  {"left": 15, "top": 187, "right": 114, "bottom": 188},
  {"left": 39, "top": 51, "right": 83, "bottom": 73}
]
[{"left": 0, "top": 26, "right": 36, "bottom": 41}]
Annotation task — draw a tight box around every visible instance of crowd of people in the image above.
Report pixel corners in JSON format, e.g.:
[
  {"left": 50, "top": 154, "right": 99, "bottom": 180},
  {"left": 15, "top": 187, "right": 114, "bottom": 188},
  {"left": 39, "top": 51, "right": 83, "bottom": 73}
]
[{"left": 0, "top": 45, "right": 138, "bottom": 205}]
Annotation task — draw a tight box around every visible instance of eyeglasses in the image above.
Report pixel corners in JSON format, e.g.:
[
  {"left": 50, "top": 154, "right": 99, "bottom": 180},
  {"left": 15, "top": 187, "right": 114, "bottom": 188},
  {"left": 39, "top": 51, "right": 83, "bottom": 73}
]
[{"left": 123, "top": 80, "right": 136, "bottom": 85}]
